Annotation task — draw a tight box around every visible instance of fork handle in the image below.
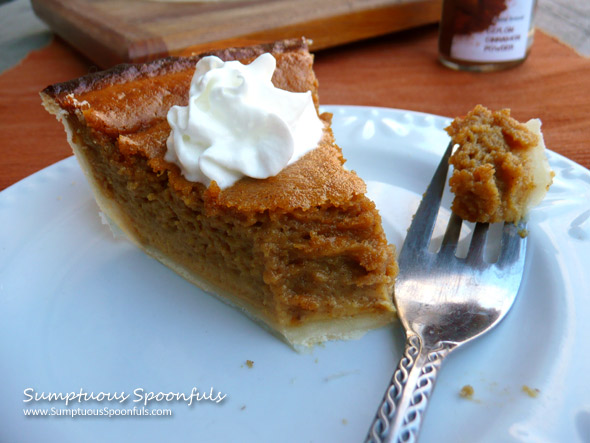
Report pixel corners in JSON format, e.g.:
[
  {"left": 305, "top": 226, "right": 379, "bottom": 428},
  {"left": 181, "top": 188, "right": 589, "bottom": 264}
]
[{"left": 366, "top": 333, "right": 454, "bottom": 443}]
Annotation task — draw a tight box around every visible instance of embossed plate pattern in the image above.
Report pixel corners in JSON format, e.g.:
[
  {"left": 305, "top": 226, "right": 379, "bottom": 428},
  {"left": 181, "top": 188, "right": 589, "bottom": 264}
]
[{"left": 1, "top": 106, "right": 589, "bottom": 442}]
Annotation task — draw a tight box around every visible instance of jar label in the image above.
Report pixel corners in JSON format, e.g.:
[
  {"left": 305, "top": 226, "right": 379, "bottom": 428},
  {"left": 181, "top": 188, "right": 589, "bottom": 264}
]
[{"left": 450, "top": 0, "right": 533, "bottom": 62}]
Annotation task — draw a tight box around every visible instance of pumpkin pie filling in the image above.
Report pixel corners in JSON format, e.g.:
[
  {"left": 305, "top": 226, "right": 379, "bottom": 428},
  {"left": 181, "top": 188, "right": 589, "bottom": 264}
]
[
  {"left": 447, "top": 105, "right": 553, "bottom": 223},
  {"left": 41, "top": 39, "right": 397, "bottom": 348}
]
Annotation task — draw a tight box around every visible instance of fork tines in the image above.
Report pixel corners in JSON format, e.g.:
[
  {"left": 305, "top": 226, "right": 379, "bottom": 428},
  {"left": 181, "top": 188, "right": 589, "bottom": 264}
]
[
  {"left": 400, "top": 141, "right": 527, "bottom": 268},
  {"left": 400, "top": 141, "right": 454, "bottom": 259}
]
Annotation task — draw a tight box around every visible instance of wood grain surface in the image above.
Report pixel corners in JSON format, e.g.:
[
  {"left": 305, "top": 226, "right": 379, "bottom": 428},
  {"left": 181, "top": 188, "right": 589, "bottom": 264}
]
[
  {"left": 1, "top": 25, "right": 588, "bottom": 191},
  {"left": 537, "top": 0, "right": 590, "bottom": 56},
  {"left": 31, "top": 0, "right": 442, "bottom": 68}
]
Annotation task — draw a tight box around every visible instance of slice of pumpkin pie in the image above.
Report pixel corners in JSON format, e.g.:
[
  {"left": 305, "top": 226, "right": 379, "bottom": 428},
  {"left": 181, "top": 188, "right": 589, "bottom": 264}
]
[{"left": 41, "top": 38, "right": 397, "bottom": 348}]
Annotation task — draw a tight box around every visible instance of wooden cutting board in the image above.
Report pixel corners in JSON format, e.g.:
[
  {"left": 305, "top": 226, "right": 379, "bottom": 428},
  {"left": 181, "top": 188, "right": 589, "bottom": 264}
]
[{"left": 31, "top": 0, "right": 442, "bottom": 68}]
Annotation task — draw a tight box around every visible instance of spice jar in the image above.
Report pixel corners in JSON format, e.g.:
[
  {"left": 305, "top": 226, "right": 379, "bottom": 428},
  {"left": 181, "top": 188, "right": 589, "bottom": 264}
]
[{"left": 438, "top": 0, "right": 537, "bottom": 72}]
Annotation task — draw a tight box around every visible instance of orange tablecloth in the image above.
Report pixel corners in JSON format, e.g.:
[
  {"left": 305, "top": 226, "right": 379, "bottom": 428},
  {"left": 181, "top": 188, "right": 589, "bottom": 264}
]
[{"left": 1, "top": 25, "right": 589, "bottom": 191}]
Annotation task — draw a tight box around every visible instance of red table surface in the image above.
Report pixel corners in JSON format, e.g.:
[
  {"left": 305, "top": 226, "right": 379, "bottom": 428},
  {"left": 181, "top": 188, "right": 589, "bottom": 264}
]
[{"left": 1, "top": 25, "right": 588, "bottom": 192}]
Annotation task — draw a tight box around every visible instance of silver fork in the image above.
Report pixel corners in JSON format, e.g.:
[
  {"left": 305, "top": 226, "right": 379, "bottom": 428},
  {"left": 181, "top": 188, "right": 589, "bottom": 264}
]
[{"left": 366, "top": 141, "right": 528, "bottom": 443}]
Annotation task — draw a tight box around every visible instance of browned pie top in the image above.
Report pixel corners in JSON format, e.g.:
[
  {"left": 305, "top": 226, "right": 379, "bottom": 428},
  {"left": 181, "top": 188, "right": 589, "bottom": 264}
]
[{"left": 43, "top": 38, "right": 366, "bottom": 212}]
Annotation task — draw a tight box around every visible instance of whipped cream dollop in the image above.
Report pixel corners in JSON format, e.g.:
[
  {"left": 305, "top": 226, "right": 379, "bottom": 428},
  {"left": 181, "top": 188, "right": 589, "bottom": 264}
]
[{"left": 165, "top": 53, "right": 324, "bottom": 189}]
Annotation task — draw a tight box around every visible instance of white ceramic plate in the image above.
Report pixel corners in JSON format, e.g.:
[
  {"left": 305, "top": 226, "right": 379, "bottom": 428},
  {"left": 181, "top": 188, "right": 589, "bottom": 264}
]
[{"left": 1, "top": 106, "right": 589, "bottom": 443}]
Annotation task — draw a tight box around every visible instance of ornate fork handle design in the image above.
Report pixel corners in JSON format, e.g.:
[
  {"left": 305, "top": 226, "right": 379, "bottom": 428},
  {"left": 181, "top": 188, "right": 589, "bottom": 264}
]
[{"left": 366, "top": 333, "right": 455, "bottom": 443}]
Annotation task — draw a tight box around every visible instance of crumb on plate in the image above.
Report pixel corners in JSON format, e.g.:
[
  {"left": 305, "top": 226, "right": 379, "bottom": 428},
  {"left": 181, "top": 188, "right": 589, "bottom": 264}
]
[
  {"left": 459, "top": 384, "right": 475, "bottom": 399},
  {"left": 522, "top": 385, "right": 540, "bottom": 398}
]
